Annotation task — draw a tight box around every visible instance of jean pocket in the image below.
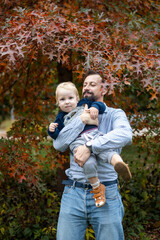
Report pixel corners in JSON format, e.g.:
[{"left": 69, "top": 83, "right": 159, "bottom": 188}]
[
  {"left": 63, "top": 185, "right": 72, "bottom": 194},
  {"left": 105, "top": 184, "right": 119, "bottom": 200}
]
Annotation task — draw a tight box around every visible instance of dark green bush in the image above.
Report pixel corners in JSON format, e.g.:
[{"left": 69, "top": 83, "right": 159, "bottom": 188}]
[
  {"left": 121, "top": 144, "right": 160, "bottom": 240},
  {"left": 0, "top": 173, "right": 60, "bottom": 240}
]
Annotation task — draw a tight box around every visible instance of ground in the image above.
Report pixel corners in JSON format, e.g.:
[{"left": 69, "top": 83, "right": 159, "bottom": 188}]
[{"left": 0, "top": 130, "right": 7, "bottom": 138}]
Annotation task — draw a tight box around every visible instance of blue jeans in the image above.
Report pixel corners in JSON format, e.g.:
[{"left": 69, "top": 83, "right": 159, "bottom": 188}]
[{"left": 57, "top": 184, "right": 124, "bottom": 240}]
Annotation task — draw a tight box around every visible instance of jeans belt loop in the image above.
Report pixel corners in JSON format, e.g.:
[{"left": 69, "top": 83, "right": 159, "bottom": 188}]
[
  {"left": 72, "top": 180, "right": 76, "bottom": 189},
  {"left": 84, "top": 183, "right": 89, "bottom": 190}
]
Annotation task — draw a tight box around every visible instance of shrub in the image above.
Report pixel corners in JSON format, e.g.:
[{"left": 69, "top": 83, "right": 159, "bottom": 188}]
[
  {"left": 121, "top": 144, "right": 160, "bottom": 240},
  {"left": 0, "top": 175, "right": 60, "bottom": 240}
]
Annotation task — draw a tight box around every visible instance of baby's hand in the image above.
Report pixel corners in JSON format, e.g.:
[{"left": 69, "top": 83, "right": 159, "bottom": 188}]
[
  {"left": 89, "top": 107, "right": 99, "bottom": 120},
  {"left": 49, "top": 123, "right": 58, "bottom": 132}
]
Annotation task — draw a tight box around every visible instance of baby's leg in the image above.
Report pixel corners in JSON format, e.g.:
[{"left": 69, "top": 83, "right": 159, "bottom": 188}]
[
  {"left": 83, "top": 155, "right": 98, "bottom": 179},
  {"left": 70, "top": 138, "right": 106, "bottom": 207},
  {"left": 83, "top": 156, "right": 106, "bottom": 208},
  {"left": 98, "top": 150, "right": 132, "bottom": 181},
  {"left": 111, "top": 153, "right": 132, "bottom": 181},
  {"left": 70, "top": 139, "right": 99, "bottom": 183}
]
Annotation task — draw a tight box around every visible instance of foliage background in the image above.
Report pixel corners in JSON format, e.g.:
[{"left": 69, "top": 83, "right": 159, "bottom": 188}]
[{"left": 0, "top": 0, "right": 159, "bottom": 239}]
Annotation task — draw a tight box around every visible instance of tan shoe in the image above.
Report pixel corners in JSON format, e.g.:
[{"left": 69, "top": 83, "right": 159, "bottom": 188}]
[
  {"left": 114, "top": 162, "right": 132, "bottom": 181},
  {"left": 91, "top": 183, "right": 106, "bottom": 208}
]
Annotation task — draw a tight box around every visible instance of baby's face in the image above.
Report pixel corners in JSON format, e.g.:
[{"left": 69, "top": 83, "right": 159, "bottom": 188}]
[{"left": 57, "top": 88, "right": 78, "bottom": 113}]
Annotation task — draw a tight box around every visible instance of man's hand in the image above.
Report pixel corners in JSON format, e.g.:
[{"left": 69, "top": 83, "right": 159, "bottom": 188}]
[
  {"left": 49, "top": 123, "right": 58, "bottom": 132},
  {"left": 74, "top": 145, "right": 91, "bottom": 167}
]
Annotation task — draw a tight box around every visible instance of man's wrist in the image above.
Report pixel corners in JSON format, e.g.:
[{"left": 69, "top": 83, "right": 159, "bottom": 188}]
[{"left": 85, "top": 141, "right": 92, "bottom": 152}]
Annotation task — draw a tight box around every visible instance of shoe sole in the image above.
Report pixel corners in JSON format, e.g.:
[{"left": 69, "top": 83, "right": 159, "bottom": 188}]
[
  {"left": 114, "top": 162, "right": 132, "bottom": 181},
  {"left": 96, "top": 200, "right": 106, "bottom": 208}
]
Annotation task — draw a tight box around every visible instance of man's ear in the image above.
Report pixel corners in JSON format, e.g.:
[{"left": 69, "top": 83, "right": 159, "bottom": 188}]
[
  {"left": 100, "top": 81, "right": 107, "bottom": 96},
  {"left": 101, "top": 87, "right": 107, "bottom": 96}
]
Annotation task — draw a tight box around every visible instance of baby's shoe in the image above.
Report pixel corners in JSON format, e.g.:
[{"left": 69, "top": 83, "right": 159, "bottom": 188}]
[
  {"left": 91, "top": 183, "right": 106, "bottom": 208},
  {"left": 114, "top": 162, "right": 132, "bottom": 181}
]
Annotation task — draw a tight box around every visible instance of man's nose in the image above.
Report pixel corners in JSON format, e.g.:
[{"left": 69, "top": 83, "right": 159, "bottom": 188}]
[{"left": 83, "top": 84, "right": 89, "bottom": 91}]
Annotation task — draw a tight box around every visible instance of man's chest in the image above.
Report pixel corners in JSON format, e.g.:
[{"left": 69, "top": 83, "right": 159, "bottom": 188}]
[{"left": 98, "top": 113, "right": 113, "bottom": 133}]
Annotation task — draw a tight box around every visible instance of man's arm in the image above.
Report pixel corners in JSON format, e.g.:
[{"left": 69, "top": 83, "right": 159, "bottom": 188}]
[
  {"left": 91, "top": 109, "right": 132, "bottom": 154},
  {"left": 53, "top": 110, "right": 98, "bottom": 152},
  {"left": 74, "top": 109, "right": 132, "bottom": 166}
]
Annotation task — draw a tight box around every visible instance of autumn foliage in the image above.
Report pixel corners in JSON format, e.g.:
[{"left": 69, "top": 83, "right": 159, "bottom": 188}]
[{"left": 0, "top": 0, "right": 159, "bottom": 185}]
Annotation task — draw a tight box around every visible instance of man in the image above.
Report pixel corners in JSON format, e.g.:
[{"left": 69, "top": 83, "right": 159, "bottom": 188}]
[{"left": 53, "top": 70, "right": 132, "bottom": 240}]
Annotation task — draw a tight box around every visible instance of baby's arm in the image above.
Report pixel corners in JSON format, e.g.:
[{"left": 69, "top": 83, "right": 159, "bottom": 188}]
[
  {"left": 83, "top": 105, "right": 99, "bottom": 120},
  {"left": 47, "top": 122, "right": 60, "bottom": 139},
  {"left": 48, "top": 111, "right": 66, "bottom": 140},
  {"left": 49, "top": 123, "right": 58, "bottom": 132},
  {"left": 87, "top": 102, "right": 106, "bottom": 120},
  {"left": 88, "top": 107, "right": 99, "bottom": 120},
  {"left": 89, "top": 101, "right": 106, "bottom": 119}
]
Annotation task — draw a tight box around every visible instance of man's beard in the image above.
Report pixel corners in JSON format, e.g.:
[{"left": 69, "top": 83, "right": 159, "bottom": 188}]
[{"left": 83, "top": 91, "right": 97, "bottom": 101}]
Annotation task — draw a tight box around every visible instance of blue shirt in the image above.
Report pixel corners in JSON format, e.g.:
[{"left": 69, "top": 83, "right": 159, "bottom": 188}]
[{"left": 53, "top": 104, "right": 132, "bottom": 183}]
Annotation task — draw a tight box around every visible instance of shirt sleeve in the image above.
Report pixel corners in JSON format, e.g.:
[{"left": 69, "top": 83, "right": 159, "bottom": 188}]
[
  {"left": 77, "top": 98, "right": 92, "bottom": 108},
  {"left": 47, "top": 127, "right": 60, "bottom": 140},
  {"left": 101, "top": 150, "right": 121, "bottom": 164},
  {"left": 91, "top": 109, "right": 132, "bottom": 154},
  {"left": 47, "top": 112, "right": 65, "bottom": 140},
  {"left": 53, "top": 116, "right": 85, "bottom": 152},
  {"left": 91, "top": 102, "right": 106, "bottom": 114}
]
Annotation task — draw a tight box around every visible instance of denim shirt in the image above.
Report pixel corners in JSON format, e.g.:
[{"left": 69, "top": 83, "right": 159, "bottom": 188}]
[{"left": 53, "top": 105, "right": 132, "bottom": 183}]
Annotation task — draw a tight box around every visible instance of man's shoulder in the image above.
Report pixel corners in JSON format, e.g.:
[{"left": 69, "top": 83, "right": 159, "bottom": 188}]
[
  {"left": 102, "top": 106, "right": 126, "bottom": 119},
  {"left": 104, "top": 105, "right": 123, "bottom": 113}
]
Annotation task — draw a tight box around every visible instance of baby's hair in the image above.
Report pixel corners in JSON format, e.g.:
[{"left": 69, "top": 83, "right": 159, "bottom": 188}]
[{"left": 56, "top": 82, "right": 80, "bottom": 104}]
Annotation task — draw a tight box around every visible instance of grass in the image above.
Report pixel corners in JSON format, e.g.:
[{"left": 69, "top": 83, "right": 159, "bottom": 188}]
[{"left": 0, "top": 119, "right": 15, "bottom": 131}]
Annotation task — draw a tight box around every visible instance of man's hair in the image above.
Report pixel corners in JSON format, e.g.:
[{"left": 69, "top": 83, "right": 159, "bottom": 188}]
[
  {"left": 83, "top": 70, "right": 105, "bottom": 84},
  {"left": 56, "top": 82, "right": 80, "bottom": 104}
]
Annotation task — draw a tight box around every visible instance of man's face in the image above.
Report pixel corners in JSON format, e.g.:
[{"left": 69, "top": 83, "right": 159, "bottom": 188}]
[{"left": 82, "top": 74, "right": 106, "bottom": 102}]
